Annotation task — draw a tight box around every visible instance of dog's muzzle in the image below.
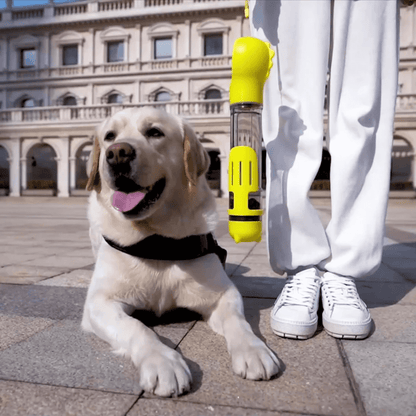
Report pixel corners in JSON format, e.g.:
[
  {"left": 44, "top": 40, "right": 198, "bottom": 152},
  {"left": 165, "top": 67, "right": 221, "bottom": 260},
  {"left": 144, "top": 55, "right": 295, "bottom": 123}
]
[{"left": 106, "top": 142, "right": 136, "bottom": 176}]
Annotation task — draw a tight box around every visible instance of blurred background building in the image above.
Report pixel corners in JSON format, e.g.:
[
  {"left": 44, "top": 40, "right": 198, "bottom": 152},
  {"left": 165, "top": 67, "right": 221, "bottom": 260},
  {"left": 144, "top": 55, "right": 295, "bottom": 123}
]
[{"left": 0, "top": 0, "right": 415, "bottom": 198}]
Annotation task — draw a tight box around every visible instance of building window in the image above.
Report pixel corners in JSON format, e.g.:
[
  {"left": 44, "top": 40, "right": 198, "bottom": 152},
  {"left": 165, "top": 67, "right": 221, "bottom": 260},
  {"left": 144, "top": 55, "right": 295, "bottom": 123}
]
[
  {"left": 62, "top": 45, "right": 78, "bottom": 66},
  {"left": 20, "top": 48, "right": 36, "bottom": 69},
  {"left": 204, "top": 89, "right": 221, "bottom": 100},
  {"left": 204, "top": 89, "right": 221, "bottom": 114},
  {"left": 21, "top": 98, "right": 36, "bottom": 108},
  {"left": 204, "top": 34, "right": 223, "bottom": 56},
  {"left": 108, "top": 93, "right": 123, "bottom": 104},
  {"left": 155, "top": 91, "right": 171, "bottom": 102},
  {"left": 107, "top": 41, "right": 124, "bottom": 63},
  {"left": 154, "top": 38, "right": 172, "bottom": 60},
  {"left": 63, "top": 96, "right": 77, "bottom": 106}
]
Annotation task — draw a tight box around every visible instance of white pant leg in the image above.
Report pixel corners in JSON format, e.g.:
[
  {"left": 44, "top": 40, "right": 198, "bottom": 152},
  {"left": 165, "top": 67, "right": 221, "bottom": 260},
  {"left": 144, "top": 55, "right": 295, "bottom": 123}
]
[
  {"left": 320, "top": 0, "right": 400, "bottom": 278},
  {"left": 250, "top": 0, "right": 332, "bottom": 274}
]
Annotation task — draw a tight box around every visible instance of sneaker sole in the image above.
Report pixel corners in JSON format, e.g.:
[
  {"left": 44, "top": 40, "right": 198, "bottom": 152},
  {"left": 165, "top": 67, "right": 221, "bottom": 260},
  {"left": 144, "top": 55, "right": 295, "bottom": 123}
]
[
  {"left": 323, "top": 317, "right": 372, "bottom": 340},
  {"left": 271, "top": 329, "right": 313, "bottom": 340},
  {"left": 324, "top": 329, "right": 369, "bottom": 340},
  {"left": 270, "top": 318, "right": 317, "bottom": 340}
]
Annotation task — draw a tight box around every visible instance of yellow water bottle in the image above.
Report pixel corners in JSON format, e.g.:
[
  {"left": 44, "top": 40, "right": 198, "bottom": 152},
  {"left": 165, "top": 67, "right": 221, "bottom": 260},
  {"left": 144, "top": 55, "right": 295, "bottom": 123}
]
[{"left": 228, "top": 37, "right": 274, "bottom": 243}]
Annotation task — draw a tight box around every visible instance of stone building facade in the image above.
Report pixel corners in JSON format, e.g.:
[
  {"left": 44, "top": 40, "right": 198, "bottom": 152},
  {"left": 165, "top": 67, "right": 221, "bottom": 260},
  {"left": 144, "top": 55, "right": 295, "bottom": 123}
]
[
  {"left": 0, "top": 0, "right": 415, "bottom": 197},
  {"left": 0, "top": 0, "right": 249, "bottom": 197}
]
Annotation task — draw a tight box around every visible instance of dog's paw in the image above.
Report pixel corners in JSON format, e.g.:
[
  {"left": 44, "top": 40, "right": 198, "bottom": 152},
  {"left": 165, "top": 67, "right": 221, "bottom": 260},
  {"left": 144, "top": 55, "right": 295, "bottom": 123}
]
[
  {"left": 230, "top": 336, "right": 281, "bottom": 380},
  {"left": 135, "top": 345, "right": 192, "bottom": 397}
]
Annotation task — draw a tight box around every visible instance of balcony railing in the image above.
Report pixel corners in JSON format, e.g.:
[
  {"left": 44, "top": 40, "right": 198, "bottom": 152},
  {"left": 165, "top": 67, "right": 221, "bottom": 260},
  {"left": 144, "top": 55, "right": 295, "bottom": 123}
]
[
  {"left": 0, "top": 99, "right": 230, "bottom": 126},
  {"left": 0, "top": 56, "right": 232, "bottom": 82},
  {"left": 396, "top": 94, "right": 416, "bottom": 111},
  {"left": 0, "top": 0, "right": 243, "bottom": 27}
]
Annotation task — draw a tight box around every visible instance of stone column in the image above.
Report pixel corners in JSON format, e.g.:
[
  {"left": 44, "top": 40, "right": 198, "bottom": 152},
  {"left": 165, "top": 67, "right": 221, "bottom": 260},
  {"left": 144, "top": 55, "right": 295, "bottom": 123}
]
[
  {"left": 21, "top": 158, "right": 27, "bottom": 190},
  {"left": 219, "top": 154, "right": 228, "bottom": 198},
  {"left": 57, "top": 137, "right": 70, "bottom": 197},
  {"left": 9, "top": 138, "right": 21, "bottom": 197},
  {"left": 185, "top": 20, "right": 191, "bottom": 58},
  {"left": 69, "top": 156, "right": 76, "bottom": 191},
  {"left": 413, "top": 151, "right": 416, "bottom": 191}
]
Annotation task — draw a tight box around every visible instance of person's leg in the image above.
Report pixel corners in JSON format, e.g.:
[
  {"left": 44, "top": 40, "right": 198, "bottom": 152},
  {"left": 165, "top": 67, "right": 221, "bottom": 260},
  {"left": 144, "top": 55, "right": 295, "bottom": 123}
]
[
  {"left": 250, "top": 0, "right": 331, "bottom": 338},
  {"left": 250, "top": 0, "right": 332, "bottom": 275},
  {"left": 320, "top": 0, "right": 400, "bottom": 338}
]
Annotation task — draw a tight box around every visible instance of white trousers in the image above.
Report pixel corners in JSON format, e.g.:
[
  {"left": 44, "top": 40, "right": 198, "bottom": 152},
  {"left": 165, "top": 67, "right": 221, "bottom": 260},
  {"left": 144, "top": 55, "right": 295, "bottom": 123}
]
[{"left": 250, "top": 0, "right": 399, "bottom": 278}]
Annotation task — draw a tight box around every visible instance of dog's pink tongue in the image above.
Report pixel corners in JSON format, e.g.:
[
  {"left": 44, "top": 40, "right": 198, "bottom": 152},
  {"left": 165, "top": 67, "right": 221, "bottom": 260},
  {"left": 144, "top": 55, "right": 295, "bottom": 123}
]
[{"left": 112, "top": 191, "right": 146, "bottom": 212}]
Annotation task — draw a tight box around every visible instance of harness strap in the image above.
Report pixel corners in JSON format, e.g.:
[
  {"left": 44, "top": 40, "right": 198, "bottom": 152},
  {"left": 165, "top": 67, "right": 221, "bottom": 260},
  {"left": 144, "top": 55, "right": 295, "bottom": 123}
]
[{"left": 103, "top": 233, "right": 227, "bottom": 268}]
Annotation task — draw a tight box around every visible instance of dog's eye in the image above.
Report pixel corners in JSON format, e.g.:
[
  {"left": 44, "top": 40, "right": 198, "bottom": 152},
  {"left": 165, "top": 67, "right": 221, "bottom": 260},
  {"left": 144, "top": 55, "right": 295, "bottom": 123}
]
[
  {"left": 145, "top": 127, "right": 164, "bottom": 138},
  {"left": 104, "top": 131, "right": 116, "bottom": 141}
]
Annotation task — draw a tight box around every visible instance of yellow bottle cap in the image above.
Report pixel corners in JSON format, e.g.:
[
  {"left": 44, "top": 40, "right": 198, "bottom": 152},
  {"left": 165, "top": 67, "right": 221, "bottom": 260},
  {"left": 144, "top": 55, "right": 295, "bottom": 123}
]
[{"left": 230, "top": 37, "right": 275, "bottom": 105}]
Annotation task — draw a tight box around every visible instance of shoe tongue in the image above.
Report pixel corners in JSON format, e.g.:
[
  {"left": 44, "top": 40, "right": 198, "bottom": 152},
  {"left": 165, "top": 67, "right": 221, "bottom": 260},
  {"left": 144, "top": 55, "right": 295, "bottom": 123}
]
[{"left": 112, "top": 190, "right": 146, "bottom": 212}]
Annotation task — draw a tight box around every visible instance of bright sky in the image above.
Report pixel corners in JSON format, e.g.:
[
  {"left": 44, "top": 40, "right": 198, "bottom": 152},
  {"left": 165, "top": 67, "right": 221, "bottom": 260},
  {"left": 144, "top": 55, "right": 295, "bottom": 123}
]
[{"left": 0, "top": 0, "right": 76, "bottom": 8}]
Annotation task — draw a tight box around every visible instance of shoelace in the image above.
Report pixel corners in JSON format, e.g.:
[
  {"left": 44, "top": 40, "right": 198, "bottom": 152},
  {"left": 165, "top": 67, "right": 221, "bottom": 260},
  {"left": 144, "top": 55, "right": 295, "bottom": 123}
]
[
  {"left": 322, "top": 276, "right": 363, "bottom": 309},
  {"left": 279, "top": 276, "right": 320, "bottom": 311}
]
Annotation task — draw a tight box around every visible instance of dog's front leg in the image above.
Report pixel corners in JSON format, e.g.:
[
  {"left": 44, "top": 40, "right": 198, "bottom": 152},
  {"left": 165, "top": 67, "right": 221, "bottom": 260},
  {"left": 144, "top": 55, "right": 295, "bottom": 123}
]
[
  {"left": 82, "top": 295, "right": 192, "bottom": 397},
  {"left": 207, "top": 285, "right": 281, "bottom": 380}
]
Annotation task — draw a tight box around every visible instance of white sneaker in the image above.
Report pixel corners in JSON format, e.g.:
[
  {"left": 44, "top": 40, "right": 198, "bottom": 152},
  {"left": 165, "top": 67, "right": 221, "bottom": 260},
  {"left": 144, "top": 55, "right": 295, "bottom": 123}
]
[
  {"left": 321, "top": 272, "right": 372, "bottom": 339},
  {"left": 270, "top": 268, "right": 321, "bottom": 340}
]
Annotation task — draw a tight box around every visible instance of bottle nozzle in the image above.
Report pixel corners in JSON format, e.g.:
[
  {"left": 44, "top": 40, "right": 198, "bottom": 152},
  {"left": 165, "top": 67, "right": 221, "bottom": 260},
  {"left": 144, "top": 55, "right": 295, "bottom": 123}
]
[{"left": 230, "top": 37, "right": 275, "bottom": 105}]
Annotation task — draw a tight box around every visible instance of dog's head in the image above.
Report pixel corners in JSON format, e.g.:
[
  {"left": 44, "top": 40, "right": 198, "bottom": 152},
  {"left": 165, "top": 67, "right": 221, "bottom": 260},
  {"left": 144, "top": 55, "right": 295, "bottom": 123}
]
[{"left": 86, "top": 107, "right": 210, "bottom": 221}]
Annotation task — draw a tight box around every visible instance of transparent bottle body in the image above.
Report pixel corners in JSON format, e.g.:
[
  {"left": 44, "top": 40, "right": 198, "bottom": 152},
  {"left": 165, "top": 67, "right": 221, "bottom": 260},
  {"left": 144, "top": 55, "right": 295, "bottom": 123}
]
[{"left": 230, "top": 102, "right": 263, "bottom": 211}]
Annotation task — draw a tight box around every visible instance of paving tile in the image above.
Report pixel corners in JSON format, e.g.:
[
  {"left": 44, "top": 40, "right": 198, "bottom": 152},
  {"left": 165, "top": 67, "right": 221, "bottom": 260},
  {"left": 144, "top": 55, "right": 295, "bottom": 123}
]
[
  {"left": 0, "top": 313, "right": 195, "bottom": 395},
  {"left": 128, "top": 398, "right": 288, "bottom": 415},
  {"left": 0, "top": 320, "right": 142, "bottom": 394},
  {"left": 0, "top": 314, "right": 55, "bottom": 351},
  {"left": 42, "top": 240, "right": 93, "bottom": 248},
  {"left": 0, "top": 264, "right": 70, "bottom": 284},
  {"left": 355, "top": 280, "right": 416, "bottom": 307},
  {"left": 343, "top": 341, "right": 416, "bottom": 416},
  {"left": 0, "top": 284, "right": 86, "bottom": 320},
  {"left": 64, "top": 248, "right": 95, "bottom": 258},
  {"left": 21, "top": 255, "right": 95, "bottom": 269},
  {"left": 382, "top": 242, "right": 416, "bottom": 260},
  {"left": 219, "top": 244, "right": 254, "bottom": 255},
  {"left": 0, "top": 253, "right": 49, "bottom": 267},
  {"left": 35, "top": 269, "right": 93, "bottom": 288},
  {"left": 173, "top": 298, "right": 359, "bottom": 416},
  {"left": 367, "top": 305, "right": 416, "bottom": 343},
  {"left": 0, "top": 380, "right": 137, "bottom": 416},
  {"left": 355, "top": 262, "right": 408, "bottom": 283},
  {"left": 0, "top": 245, "right": 67, "bottom": 255},
  {"left": 233, "top": 262, "right": 282, "bottom": 278},
  {"left": 398, "top": 284, "right": 416, "bottom": 305},
  {"left": 381, "top": 258, "right": 416, "bottom": 283},
  {"left": 223, "top": 254, "right": 247, "bottom": 264},
  {"left": 230, "top": 275, "right": 285, "bottom": 298}
]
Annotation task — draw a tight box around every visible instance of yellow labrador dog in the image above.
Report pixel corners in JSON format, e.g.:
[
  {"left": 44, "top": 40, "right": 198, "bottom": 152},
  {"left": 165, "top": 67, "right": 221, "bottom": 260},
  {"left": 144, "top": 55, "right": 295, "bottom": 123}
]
[{"left": 82, "top": 107, "right": 280, "bottom": 397}]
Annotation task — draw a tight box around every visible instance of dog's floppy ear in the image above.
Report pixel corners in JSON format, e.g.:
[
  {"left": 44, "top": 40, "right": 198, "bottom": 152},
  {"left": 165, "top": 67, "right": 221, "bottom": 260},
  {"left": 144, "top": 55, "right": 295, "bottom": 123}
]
[
  {"left": 86, "top": 137, "right": 101, "bottom": 193},
  {"left": 182, "top": 120, "right": 210, "bottom": 188}
]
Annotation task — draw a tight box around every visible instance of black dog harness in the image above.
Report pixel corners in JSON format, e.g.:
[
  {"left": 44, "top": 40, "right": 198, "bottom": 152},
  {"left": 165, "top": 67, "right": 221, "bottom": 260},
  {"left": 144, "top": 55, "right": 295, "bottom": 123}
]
[{"left": 103, "top": 233, "right": 227, "bottom": 268}]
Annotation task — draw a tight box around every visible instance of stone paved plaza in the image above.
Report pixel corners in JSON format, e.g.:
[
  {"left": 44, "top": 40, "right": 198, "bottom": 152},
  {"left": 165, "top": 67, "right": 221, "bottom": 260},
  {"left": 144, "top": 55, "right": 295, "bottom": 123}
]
[{"left": 0, "top": 196, "right": 415, "bottom": 416}]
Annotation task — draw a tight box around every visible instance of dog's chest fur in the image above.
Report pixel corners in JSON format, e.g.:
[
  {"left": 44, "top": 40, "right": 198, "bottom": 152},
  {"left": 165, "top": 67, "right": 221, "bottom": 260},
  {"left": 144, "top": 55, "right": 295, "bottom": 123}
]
[{"left": 93, "top": 245, "right": 224, "bottom": 317}]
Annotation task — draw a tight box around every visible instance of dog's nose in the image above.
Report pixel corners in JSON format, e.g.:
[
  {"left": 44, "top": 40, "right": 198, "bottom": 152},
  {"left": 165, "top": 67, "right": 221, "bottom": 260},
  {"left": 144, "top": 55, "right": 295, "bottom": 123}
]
[{"left": 106, "top": 143, "right": 136, "bottom": 166}]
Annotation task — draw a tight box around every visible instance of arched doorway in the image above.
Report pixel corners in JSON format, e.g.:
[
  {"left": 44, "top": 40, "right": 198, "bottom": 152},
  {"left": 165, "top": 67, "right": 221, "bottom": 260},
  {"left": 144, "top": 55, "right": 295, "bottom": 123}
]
[
  {"left": 0, "top": 145, "right": 9, "bottom": 195},
  {"left": 76, "top": 143, "right": 92, "bottom": 189},
  {"left": 206, "top": 149, "right": 221, "bottom": 194},
  {"left": 26, "top": 144, "right": 57, "bottom": 192},
  {"left": 312, "top": 148, "right": 331, "bottom": 190},
  {"left": 391, "top": 136, "right": 413, "bottom": 190}
]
